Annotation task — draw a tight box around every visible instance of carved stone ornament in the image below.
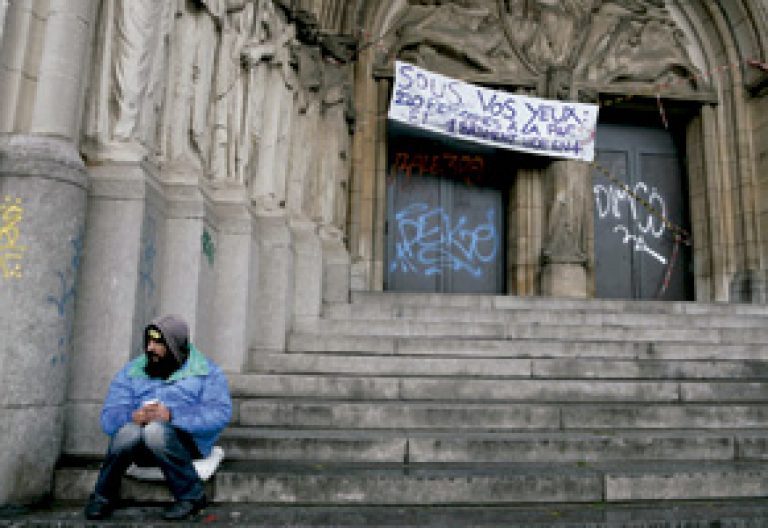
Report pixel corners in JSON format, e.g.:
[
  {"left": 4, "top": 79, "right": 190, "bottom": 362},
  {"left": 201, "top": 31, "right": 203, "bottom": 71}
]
[
  {"left": 384, "top": 0, "right": 701, "bottom": 90},
  {"left": 83, "top": 0, "right": 173, "bottom": 162}
]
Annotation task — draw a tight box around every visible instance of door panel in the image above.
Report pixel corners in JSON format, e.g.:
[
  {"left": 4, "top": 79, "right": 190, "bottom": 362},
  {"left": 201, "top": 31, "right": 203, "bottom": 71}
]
[
  {"left": 593, "top": 150, "right": 633, "bottom": 299},
  {"left": 592, "top": 124, "right": 692, "bottom": 300},
  {"left": 386, "top": 124, "right": 504, "bottom": 293},
  {"left": 637, "top": 152, "right": 688, "bottom": 300}
]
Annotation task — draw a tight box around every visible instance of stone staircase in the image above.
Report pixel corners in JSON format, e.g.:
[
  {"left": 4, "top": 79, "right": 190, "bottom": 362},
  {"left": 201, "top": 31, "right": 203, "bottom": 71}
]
[{"left": 55, "top": 293, "right": 768, "bottom": 504}]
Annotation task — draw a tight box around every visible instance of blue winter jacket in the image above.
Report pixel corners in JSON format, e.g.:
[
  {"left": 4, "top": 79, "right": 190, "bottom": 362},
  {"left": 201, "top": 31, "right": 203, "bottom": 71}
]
[{"left": 100, "top": 344, "right": 232, "bottom": 457}]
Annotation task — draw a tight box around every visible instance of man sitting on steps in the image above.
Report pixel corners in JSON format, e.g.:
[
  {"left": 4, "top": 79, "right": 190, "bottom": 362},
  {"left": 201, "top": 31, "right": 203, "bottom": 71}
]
[{"left": 84, "top": 314, "right": 232, "bottom": 521}]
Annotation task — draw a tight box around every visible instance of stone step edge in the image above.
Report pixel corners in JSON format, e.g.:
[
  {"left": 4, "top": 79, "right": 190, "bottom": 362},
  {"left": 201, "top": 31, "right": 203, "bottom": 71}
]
[
  {"left": 346, "top": 292, "right": 768, "bottom": 315},
  {"left": 16, "top": 500, "right": 768, "bottom": 526},
  {"left": 278, "top": 342, "right": 768, "bottom": 361},
  {"left": 295, "top": 319, "right": 768, "bottom": 338},
  {"left": 320, "top": 307, "right": 768, "bottom": 327},
  {"left": 219, "top": 427, "right": 768, "bottom": 439},
  {"left": 284, "top": 335, "right": 768, "bottom": 352},
  {"left": 54, "top": 460, "right": 768, "bottom": 503},
  {"left": 248, "top": 353, "right": 768, "bottom": 379}
]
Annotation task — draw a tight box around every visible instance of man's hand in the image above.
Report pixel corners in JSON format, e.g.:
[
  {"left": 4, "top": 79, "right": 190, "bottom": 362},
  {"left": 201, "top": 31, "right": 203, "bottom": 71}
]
[
  {"left": 132, "top": 407, "right": 149, "bottom": 425},
  {"left": 142, "top": 401, "right": 171, "bottom": 423}
]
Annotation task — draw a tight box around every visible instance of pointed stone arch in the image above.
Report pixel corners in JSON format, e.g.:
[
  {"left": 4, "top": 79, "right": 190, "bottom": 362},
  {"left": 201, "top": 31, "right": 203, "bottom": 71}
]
[{"left": 347, "top": 0, "right": 768, "bottom": 302}]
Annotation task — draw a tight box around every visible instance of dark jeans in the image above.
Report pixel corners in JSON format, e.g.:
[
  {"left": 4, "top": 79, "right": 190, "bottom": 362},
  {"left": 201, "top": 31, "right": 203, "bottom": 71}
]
[{"left": 93, "top": 421, "right": 204, "bottom": 503}]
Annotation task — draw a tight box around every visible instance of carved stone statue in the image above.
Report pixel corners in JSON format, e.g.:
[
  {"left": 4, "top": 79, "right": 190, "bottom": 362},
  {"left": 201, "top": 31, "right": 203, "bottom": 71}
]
[
  {"left": 500, "top": 0, "right": 700, "bottom": 87},
  {"left": 385, "top": 0, "right": 701, "bottom": 88},
  {"left": 83, "top": 0, "right": 173, "bottom": 161},
  {"left": 112, "top": 0, "right": 165, "bottom": 141},
  {"left": 541, "top": 160, "right": 589, "bottom": 265},
  {"left": 385, "top": 0, "right": 522, "bottom": 77},
  {"left": 241, "top": 0, "right": 300, "bottom": 209},
  {"left": 161, "top": 0, "right": 224, "bottom": 172},
  {"left": 211, "top": 1, "right": 256, "bottom": 183}
]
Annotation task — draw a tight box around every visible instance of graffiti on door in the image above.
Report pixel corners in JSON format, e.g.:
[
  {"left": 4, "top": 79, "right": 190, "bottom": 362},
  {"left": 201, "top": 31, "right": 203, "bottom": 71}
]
[
  {"left": 389, "top": 202, "right": 499, "bottom": 278},
  {"left": 390, "top": 151, "right": 487, "bottom": 187},
  {"left": 593, "top": 181, "right": 667, "bottom": 265}
]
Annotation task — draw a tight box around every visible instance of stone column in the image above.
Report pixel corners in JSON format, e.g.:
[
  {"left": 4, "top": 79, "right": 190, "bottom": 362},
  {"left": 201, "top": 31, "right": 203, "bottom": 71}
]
[
  {"left": 540, "top": 160, "right": 590, "bottom": 298},
  {"left": 321, "top": 225, "right": 350, "bottom": 303},
  {"left": 0, "top": 0, "right": 96, "bottom": 504},
  {"left": 66, "top": 163, "right": 165, "bottom": 458},
  {"left": 209, "top": 185, "right": 253, "bottom": 374},
  {"left": 159, "top": 174, "right": 216, "bottom": 354},
  {"left": 249, "top": 210, "right": 294, "bottom": 363},
  {"left": 66, "top": 0, "right": 173, "bottom": 460},
  {"left": 292, "top": 219, "right": 324, "bottom": 320}
]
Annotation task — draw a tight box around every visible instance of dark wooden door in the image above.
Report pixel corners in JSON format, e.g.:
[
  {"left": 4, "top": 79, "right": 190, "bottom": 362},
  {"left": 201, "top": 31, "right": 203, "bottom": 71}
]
[
  {"left": 386, "top": 124, "right": 504, "bottom": 293},
  {"left": 592, "top": 124, "right": 692, "bottom": 300}
]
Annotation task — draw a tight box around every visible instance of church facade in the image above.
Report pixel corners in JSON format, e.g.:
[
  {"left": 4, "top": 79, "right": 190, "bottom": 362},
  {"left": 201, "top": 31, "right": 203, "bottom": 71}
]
[{"left": 1, "top": 0, "right": 767, "bottom": 504}]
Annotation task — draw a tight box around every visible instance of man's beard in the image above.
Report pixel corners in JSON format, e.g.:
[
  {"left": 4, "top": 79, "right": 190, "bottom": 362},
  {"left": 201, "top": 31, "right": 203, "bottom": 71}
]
[{"left": 145, "top": 352, "right": 180, "bottom": 379}]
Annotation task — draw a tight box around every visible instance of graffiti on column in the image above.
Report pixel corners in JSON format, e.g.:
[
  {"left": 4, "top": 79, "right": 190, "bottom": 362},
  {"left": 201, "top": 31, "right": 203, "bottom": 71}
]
[
  {"left": 0, "top": 196, "right": 26, "bottom": 278},
  {"left": 46, "top": 226, "right": 85, "bottom": 367},
  {"left": 390, "top": 202, "right": 498, "bottom": 278},
  {"left": 593, "top": 181, "right": 667, "bottom": 264},
  {"left": 202, "top": 228, "right": 215, "bottom": 267},
  {"left": 139, "top": 216, "right": 157, "bottom": 295},
  {"left": 47, "top": 227, "right": 85, "bottom": 316}
]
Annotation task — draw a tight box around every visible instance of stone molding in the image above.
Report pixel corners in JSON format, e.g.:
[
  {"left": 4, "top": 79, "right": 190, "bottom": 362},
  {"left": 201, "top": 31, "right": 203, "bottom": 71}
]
[{"left": 0, "top": 135, "right": 87, "bottom": 189}]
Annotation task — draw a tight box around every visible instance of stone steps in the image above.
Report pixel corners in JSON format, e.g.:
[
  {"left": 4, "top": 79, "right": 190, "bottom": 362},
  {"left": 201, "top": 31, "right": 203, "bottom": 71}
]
[
  {"left": 14, "top": 500, "right": 768, "bottom": 526},
  {"left": 324, "top": 302, "right": 768, "bottom": 328},
  {"left": 286, "top": 334, "right": 768, "bottom": 360},
  {"left": 292, "top": 318, "right": 768, "bottom": 343},
  {"left": 229, "top": 373, "right": 768, "bottom": 402},
  {"left": 236, "top": 400, "right": 768, "bottom": 430},
  {"left": 217, "top": 427, "right": 768, "bottom": 464},
  {"left": 253, "top": 352, "right": 768, "bottom": 379},
  {"left": 350, "top": 292, "right": 768, "bottom": 316},
  {"left": 53, "top": 459, "right": 768, "bottom": 503},
  {"left": 55, "top": 294, "right": 768, "bottom": 505}
]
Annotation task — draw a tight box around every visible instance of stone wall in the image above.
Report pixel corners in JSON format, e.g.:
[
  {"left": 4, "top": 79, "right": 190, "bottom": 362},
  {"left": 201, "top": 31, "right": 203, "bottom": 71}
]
[{"left": 0, "top": 0, "right": 354, "bottom": 505}]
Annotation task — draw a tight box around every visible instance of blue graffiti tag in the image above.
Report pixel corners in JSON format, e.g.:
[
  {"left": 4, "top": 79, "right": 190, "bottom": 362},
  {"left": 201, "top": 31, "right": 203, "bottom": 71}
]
[
  {"left": 46, "top": 226, "right": 84, "bottom": 366},
  {"left": 47, "top": 227, "right": 84, "bottom": 316},
  {"left": 139, "top": 216, "right": 157, "bottom": 295},
  {"left": 390, "top": 203, "right": 498, "bottom": 278}
]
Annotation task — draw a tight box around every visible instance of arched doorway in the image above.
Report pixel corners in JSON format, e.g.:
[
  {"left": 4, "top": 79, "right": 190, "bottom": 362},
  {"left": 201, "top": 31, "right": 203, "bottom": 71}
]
[{"left": 348, "top": 0, "right": 768, "bottom": 302}]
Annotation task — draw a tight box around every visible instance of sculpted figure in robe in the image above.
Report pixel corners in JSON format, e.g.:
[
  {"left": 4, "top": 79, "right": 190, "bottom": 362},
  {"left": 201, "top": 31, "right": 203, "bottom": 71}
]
[
  {"left": 210, "top": 1, "right": 256, "bottom": 183},
  {"left": 112, "top": 0, "right": 166, "bottom": 141},
  {"left": 83, "top": 0, "right": 173, "bottom": 160},
  {"left": 240, "top": 0, "right": 300, "bottom": 207},
  {"left": 161, "top": 0, "right": 225, "bottom": 172}
]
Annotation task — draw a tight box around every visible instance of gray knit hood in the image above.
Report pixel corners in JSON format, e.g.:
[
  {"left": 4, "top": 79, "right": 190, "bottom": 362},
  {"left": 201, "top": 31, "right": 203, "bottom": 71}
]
[{"left": 145, "top": 314, "right": 190, "bottom": 365}]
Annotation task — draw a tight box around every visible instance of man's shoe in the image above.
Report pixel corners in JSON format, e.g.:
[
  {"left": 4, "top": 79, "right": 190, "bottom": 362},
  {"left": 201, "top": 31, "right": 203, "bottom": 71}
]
[
  {"left": 162, "top": 495, "right": 207, "bottom": 521},
  {"left": 84, "top": 493, "right": 114, "bottom": 520}
]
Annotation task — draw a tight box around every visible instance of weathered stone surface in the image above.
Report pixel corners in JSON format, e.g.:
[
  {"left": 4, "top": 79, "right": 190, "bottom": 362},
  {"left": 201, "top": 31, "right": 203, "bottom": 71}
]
[
  {"left": 605, "top": 464, "right": 768, "bottom": 501},
  {"left": 0, "top": 137, "right": 87, "bottom": 504},
  {"left": 238, "top": 400, "right": 561, "bottom": 429},
  {"left": 0, "top": 407, "right": 63, "bottom": 504},
  {"left": 215, "top": 468, "right": 601, "bottom": 504}
]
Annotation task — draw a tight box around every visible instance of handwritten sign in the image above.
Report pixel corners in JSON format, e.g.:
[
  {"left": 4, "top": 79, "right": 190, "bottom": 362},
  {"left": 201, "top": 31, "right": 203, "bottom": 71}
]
[
  {"left": 388, "top": 61, "right": 599, "bottom": 162},
  {"left": 0, "top": 196, "right": 26, "bottom": 278}
]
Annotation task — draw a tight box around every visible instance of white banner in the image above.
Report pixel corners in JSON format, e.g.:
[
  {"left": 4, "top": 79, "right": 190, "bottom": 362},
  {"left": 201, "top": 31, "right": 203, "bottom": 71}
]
[{"left": 388, "top": 61, "right": 599, "bottom": 162}]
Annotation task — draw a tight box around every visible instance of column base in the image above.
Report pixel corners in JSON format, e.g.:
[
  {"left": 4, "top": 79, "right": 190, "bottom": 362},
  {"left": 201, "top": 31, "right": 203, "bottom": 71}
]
[{"left": 540, "top": 261, "right": 588, "bottom": 298}]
